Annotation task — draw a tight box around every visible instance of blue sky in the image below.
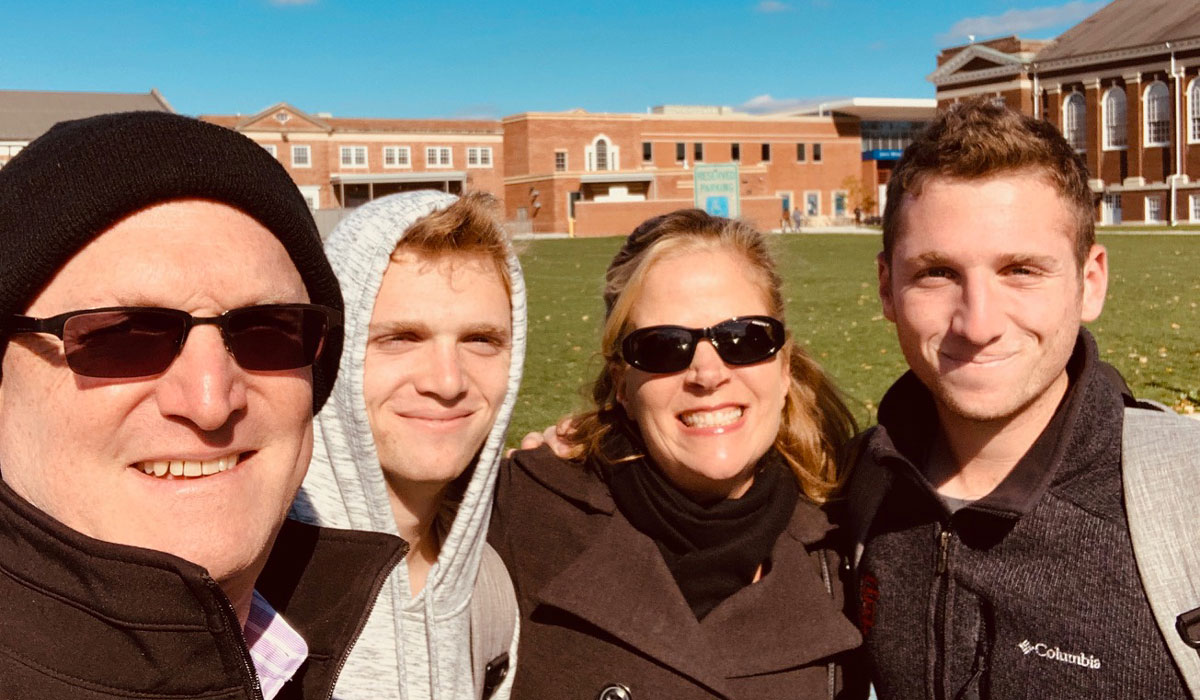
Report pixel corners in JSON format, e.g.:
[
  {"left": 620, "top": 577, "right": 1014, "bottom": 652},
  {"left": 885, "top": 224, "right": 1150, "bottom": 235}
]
[{"left": 3, "top": 0, "right": 1107, "bottom": 119}]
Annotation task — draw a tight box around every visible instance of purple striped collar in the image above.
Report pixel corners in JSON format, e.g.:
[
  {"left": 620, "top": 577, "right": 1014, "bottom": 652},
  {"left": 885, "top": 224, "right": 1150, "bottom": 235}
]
[{"left": 244, "top": 589, "right": 309, "bottom": 699}]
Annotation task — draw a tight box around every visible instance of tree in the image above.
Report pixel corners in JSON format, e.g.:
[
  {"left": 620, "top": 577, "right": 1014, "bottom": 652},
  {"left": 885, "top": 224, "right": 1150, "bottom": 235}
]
[{"left": 841, "top": 175, "right": 878, "bottom": 217}]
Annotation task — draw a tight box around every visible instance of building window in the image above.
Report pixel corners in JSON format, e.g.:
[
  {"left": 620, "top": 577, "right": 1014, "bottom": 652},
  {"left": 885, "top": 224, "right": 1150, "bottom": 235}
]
[
  {"left": 586, "top": 135, "right": 618, "bottom": 171},
  {"left": 1103, "top": 87, "right": 1127, "bottom": 149},
  {"left": 833, "top": 191, "right": 848, "bottom": 217},
  {"left": 1062, "top": 92, "right": 1086, "bottom": 152},
  {"left": 642, "top": 142, "right": 652, "bottom": 162},
  {"left": 262, "top": 144, "right": 277, "bottom": 159},
  {"left": 813, "top": 143, "right": 823, "bottom": 162},
  {"left": 1144, "top": 82, "right": 1170, "bottom": 146},
  {"left": 761, "top": 143, "right": 771, "bottom": 162},
  {"left": 1191, "top": 194, "right": 1200, "bottom": 222},
  {"left": 467, "top": 147, "right": 492, "bottom": 167},
  {"left": 796, "top": 143, "right": 806, "bottom": 162},
  {"left": 298, "top": 185, "right": 321, "bottom": 210},
  {"left": 383, "top": 146, "right": 411, "bottom": 168},
  {"left": 675, "top": 142, "right": 686, "bottom": 162},
  {"left": 426, "top": 146, "right": 452, "bottom": 167},
  {"left": 693, "top": 143, "right": 704, "bottom": 162},
  {"left": 340, "top": 146, "right": 367, "bottom": 168},
  {"left": 805, "top": 191, "right": 820, "bottom": 216},
  {"left": 554, "top": 150, "right": 567, "bottom": 172},
  {"left": 1103, "top": 193, "right": 1123, "bottom": 225},
  {"left": 731, "top": 143, "right": 740, "bottom": 161},
  {"left": 1190, "top": 80, "right": 1200, "bottom": 143},
  {"left": 291, "top": 145, "right": 311, "bottom": 168},
  {"left": 1146, "top": 195, "right": 1164, "bottom": 222}
]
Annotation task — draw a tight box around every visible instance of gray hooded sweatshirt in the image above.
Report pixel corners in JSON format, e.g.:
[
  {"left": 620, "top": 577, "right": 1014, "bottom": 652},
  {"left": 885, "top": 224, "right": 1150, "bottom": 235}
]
[{"left": 289, "top": 191, "right": 526, "bottom": 700}]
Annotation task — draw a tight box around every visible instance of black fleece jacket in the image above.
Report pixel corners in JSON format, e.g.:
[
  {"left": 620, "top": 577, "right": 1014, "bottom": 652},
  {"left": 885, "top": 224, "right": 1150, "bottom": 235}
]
[
  {"left": 854, "top": 331, "right": 1188, "bottom": 700},
  {"left": 0, "top": 475, "right": 406, "bottom": 700}
]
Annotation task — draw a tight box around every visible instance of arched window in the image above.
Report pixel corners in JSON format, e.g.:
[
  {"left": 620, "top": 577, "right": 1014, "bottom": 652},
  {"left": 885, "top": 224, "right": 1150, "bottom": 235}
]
[
  {"left": 1103, "top": 87, "right": 1127, "bottom": 148},
  {"left": 1144, "top": 81, "right": 1170, "bottom": 146},
  {"left": 1062, "top": 92, "right": 1086, "bottom": 151},
  {"left": 585, "top": 135, "right": 619, "bottom": 172},
  {"left": 1189, "top": 79, "right": 1200, "bottom": 142}
]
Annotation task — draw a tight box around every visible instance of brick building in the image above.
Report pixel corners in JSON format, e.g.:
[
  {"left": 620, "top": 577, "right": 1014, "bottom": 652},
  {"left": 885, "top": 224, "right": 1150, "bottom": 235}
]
[
  {"left": 791, "top": 98, "right": 936, "bottom": 218},
  {"left": 0, "top": 88, "right": 173, "bottom": 167},
  {"left": 928, "top": 0, "right": 1200, "bottom": 225},
  {"left": 200, "top": 103, "right": 504, "bottom": 219},
  {"left": 502, "top": 105, "right": 866, "bottom": 236}
]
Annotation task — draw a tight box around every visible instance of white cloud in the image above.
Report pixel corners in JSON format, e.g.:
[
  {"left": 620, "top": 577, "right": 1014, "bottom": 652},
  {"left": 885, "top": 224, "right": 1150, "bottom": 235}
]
[
  {"left": 738, "top": 94, "right": 838, "bottom": 115},
  {"left": 756, "top": 1, "right": 791, "bottom": 13},
  {"left": 939, "top": 0, "right": 1106, "bottom": 44}
]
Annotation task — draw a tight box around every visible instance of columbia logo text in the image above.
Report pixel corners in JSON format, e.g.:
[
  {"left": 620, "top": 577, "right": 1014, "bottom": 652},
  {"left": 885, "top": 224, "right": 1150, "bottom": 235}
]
[{"left": 1018, "top": 640, "right": 1101, "bottom": 670}]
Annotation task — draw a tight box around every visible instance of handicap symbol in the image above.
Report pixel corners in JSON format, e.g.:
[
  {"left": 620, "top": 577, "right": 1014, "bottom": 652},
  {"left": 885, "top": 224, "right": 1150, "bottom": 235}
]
[{"left": 705, "top": 196, "right": 729, "bottom": 217}]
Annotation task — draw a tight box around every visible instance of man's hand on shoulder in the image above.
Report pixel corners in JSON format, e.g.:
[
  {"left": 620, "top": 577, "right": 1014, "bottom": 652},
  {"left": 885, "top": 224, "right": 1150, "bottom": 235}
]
[{"left": 507, "top": 418, "right": 579, "bottom": 459}]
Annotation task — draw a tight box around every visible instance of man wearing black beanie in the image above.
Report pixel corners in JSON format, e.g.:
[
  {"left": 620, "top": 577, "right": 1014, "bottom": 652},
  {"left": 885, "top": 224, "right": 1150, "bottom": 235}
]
[{"left": 0, "top": 111, "right": 408, "bottom": 699}]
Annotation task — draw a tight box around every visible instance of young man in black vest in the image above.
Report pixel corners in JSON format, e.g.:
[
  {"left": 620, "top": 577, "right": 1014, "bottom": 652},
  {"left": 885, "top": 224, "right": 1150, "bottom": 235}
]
[{"left": 855, "top": 98, "right": 1200, "bottom": 699}]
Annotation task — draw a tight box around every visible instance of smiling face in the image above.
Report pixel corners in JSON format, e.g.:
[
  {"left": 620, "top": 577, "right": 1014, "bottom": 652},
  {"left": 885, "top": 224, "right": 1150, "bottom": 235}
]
[
  {"left": 0, "top": 200, "right": 315, "bottom": 608},
  {"left": 617, "top": 248, "right": 789, "bottom": 501},
  {"left": 879, "top": 172, "right": 1107, "bottom": 427},
  {"left": 363, "top": 251, "right": 512, "bottom": 493}
]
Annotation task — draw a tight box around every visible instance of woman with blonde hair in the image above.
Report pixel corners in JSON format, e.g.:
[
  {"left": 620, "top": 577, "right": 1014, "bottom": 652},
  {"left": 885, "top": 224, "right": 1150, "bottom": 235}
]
[{"left": 491, "top": 209, "right": 865, "bottom": 699}]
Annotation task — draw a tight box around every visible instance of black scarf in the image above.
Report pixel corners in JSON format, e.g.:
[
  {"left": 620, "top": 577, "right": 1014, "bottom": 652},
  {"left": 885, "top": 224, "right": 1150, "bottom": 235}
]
[{"left": 602, "top": 428, "right": 799, "bottom": 620}]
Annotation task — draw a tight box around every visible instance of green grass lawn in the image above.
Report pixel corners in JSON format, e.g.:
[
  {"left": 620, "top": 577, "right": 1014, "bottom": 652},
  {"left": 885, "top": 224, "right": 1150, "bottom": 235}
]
[{"left": 510, "top": 234, "right": 1200, "bottom": 442}]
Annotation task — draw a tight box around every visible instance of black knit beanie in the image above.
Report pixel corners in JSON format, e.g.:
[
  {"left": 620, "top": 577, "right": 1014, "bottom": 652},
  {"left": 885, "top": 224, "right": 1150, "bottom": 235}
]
[{"left": 0, "top": 111, "right": 342, "bottom": 413}]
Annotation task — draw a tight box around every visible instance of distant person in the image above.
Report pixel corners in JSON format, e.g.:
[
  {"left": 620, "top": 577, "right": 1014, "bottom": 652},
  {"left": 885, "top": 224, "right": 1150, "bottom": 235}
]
[
  {"left": 491, "top": 210, "right": 866, "bottom": 698},
  {"left": 851, "top": 98, "right": 1200, "bottom": 698},
  {"left": 291, "top": 191, "right": 525, "bottom": 699},
  {"left": 793, "top": 205, "right": 805, "bottom": 232},
  {"left": 0, "top": 111, "right": 403, "bottom": 698},
  {"left": 853, "top": 206, "right": 862, "bottom": 226}
]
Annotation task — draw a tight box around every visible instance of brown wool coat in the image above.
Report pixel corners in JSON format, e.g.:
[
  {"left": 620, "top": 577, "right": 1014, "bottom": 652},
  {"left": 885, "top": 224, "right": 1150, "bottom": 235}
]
[{"left": 489, "top": 446, "right": 866, "bottom": 700}]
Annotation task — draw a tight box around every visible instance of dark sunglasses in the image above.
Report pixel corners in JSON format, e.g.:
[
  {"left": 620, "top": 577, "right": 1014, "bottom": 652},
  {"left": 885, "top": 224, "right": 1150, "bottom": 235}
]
[
  {"left": 620, "top": 315, "right": 786, "bottom": 374},
  {"left": 3, "top": 304, "right": 342, "bottom": 379}
]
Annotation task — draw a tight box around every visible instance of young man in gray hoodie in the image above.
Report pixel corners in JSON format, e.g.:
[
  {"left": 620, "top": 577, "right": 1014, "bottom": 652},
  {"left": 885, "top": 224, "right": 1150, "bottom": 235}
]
[{"left": 290, "top": 191, "right": 526, "bottom": 700}]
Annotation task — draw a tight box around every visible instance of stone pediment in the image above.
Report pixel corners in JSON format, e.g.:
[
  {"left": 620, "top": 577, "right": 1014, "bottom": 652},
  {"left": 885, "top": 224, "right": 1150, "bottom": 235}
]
[
  {"left": 928, "top": 44, "right": 1027, "bottom": 86},
  {"left": 236, "top": 103, "right": 331, "bottom": 132}
]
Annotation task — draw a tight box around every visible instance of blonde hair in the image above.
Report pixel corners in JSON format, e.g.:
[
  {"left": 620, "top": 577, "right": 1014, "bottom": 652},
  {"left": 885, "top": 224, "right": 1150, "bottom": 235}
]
[
  {"left": 567, "top": 209, "right": 856, "bottom": 503},
  {"left": 394, "top": 191, "right": 512, "bottom": 294}
]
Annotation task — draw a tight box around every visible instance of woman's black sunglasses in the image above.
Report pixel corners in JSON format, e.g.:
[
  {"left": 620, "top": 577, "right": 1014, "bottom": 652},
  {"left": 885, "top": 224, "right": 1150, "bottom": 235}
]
[
  {"left": 619, "top": 315, "right": 786, "bottom": 374},
  {"left": 3, "top": 304, "right": 342, "bottom": 379}
]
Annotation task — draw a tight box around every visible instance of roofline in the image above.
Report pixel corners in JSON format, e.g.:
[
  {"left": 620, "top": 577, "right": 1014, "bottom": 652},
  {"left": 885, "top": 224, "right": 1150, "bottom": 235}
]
[
  {"left": 149, "top": 87, "right": 176, "bottom": 114},
  {"left": 1034, "top": 36, "right": 1200, "bottom": 72},
  {"left": 501, "top": 111, "right": 836, "bottom": 124}
]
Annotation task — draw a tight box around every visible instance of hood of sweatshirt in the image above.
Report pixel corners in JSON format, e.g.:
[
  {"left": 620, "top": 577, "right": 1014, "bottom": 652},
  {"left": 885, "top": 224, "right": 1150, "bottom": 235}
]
[{"left": 289, "top": 190, "right": 526, "bottom": 699}]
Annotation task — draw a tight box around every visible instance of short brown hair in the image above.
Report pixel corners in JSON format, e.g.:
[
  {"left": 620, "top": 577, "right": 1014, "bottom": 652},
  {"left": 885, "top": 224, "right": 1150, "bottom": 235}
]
[
  {"left": 394, "top": 191, "right": 511, "bottom": 293},
  {"left": 882, "top": 98, "right": 1096, "bottom": 267},
  {"left": 566, "top": 209, "right": 857, "bottom": 504}
]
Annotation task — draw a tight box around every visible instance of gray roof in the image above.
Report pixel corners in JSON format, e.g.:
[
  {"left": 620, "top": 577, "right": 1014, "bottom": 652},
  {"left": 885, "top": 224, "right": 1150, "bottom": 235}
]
[
  {"left": 0, "top": 89, "right": 173, "bottom": 140},
  {"left": 1036, "top": 0, "right": 1200, "bottom": 62}
]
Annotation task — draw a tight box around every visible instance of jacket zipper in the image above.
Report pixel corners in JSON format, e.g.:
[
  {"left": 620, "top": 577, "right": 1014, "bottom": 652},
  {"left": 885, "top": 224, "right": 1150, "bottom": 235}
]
[
  {"left": 323, "top": 540, "right": 409, "bottom": 700},
  {"left": 819, "top": 551, "right": 836, "bottom": 700},
  {"left": 931, "top": 527, "right": 954, "bottom": 700},
  {"left": 936, "top": 529, "right": 951, "bottom": 575},
  {"left": 204, "top": 574, "right": 264, "bottom": 700}
]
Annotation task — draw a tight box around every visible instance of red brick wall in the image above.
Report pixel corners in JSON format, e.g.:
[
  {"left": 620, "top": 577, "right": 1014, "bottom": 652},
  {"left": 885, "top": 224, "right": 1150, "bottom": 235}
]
[
  {"left": 572, "top": 195, "right": 804, "bottom": 237},
  {"left": 504, "top": 112, "right": 864, "bottom": 233}
]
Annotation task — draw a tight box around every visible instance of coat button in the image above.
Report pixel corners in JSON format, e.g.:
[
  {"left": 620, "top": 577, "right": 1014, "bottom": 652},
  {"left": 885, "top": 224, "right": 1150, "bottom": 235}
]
[{"left": 597, "top": 683, "right": 631, "bottom": 700}]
